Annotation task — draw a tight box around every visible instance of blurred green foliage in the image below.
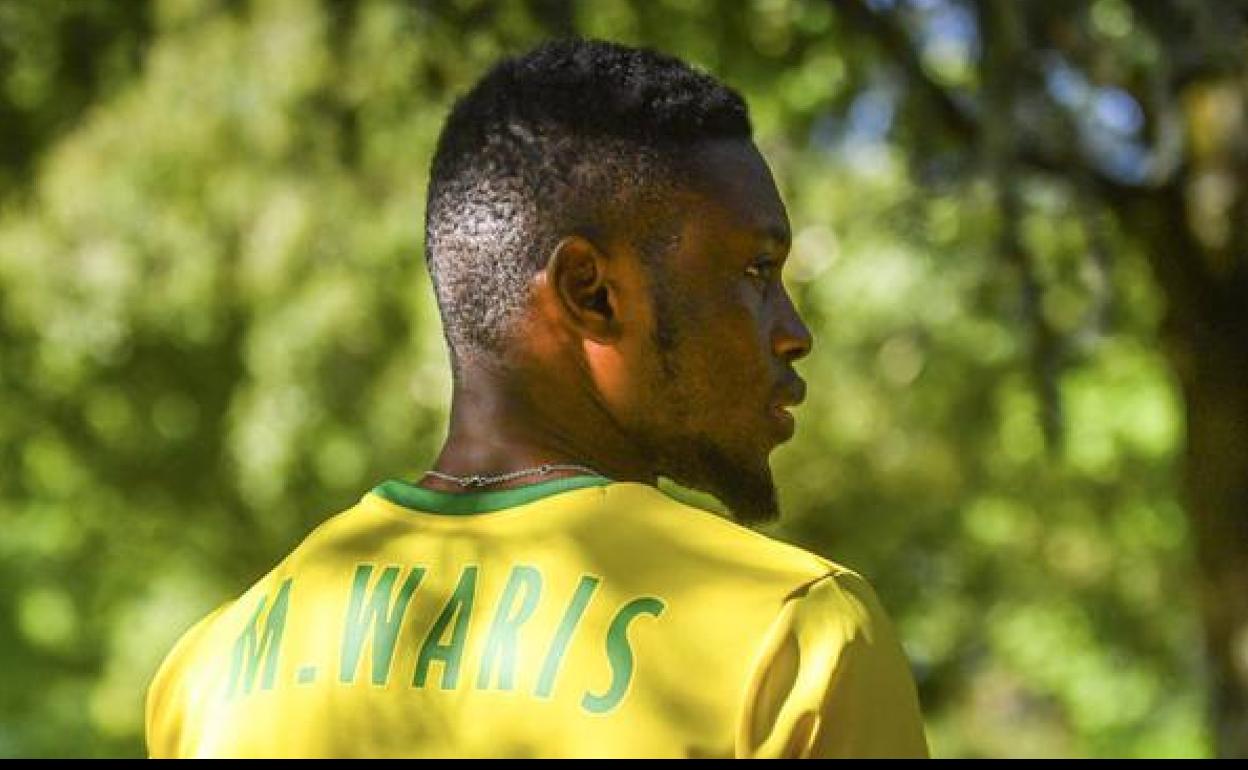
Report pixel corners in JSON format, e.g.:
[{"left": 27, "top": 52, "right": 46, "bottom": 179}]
[{"left": 0, "top": 0, "right": 1222, "bottom": 758}]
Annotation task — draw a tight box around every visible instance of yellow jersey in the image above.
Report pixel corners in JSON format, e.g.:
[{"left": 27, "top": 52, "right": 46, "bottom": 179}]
[{"left": 146, "top": 476, "right": 928, "bottom": 758}]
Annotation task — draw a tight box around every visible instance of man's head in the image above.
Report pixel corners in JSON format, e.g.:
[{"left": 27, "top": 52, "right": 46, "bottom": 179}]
[{"left": 425, "top": 39, "right": 812, "bottom": 523}]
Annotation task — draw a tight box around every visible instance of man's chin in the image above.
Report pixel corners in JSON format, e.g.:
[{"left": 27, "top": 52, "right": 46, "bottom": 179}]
[
  {"left": 674, "top": 442, "right": 780, "bottom": 526},
  {"left": 714, "top": 469, "right": 780, "bottom": 525}
]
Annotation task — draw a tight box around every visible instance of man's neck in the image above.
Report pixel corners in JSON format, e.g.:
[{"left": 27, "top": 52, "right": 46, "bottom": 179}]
[{"left": 422, "top": 364, "right": 656, "bottom": 492}]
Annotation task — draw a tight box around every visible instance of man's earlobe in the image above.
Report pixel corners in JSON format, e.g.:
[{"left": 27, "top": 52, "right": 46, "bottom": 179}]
[{"left": 546, "top": 235, "right": 619, "bottom": 342}]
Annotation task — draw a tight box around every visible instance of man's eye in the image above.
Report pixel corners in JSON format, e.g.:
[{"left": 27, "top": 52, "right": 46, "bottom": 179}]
[{"left": 745, "top": 260, "right": 778, "bottom": 285}]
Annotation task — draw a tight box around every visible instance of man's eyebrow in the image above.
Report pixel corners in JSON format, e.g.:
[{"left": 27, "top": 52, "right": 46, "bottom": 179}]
[{"left": 758, "top": 223, "right": 791, "bottom": 251}]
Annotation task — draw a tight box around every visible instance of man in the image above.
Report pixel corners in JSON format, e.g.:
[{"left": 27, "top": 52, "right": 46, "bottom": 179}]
[{"left": 146, "top": 39, "right": 929, "bottom": 758}]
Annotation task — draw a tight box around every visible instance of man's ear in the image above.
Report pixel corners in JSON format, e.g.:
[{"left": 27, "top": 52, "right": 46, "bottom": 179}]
[{"left": 544, "top": 234, "right": 619, "bottom": 343}]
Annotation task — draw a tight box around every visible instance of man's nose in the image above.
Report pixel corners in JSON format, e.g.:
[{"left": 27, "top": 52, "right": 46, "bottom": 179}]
[{"left": 773, "top": 289, "right": 813, "bottom": 363}]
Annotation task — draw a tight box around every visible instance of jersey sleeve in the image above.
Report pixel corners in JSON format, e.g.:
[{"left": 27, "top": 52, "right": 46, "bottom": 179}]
[
  {"left": 145, "top": 603, "right": 229, "bottom": 759},
  {"left": 735, "top": 570, "right": 930, "bottom": 759}
]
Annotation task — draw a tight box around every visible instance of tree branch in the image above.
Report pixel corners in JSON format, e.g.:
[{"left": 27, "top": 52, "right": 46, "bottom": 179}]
[
  {"left": 832, "top": 0, "right": 1235, "bottom": 324},
  {"left": 833, "top": 0, "right": 1144, "bottom": 207}
]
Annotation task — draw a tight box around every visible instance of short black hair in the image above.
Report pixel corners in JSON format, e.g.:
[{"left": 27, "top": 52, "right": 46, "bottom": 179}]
[{"left": 424, "top": 38, "right": 752, "bottom": 364}]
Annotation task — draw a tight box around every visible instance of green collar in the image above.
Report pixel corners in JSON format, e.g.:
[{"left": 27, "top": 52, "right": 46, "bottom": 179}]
[{"left": 371, "top": 475, "right": 612, "bottom": 515}]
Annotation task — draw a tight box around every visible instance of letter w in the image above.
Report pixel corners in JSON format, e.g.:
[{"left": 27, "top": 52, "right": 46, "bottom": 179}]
[{"left": 339, "top": 565, "right": 425, "bottom": 685}]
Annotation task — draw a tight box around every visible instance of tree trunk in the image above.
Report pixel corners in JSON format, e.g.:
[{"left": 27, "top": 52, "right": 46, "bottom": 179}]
[
  {"left": 1177, "top": 329, "right": 1248, "bottom": 758},
  {"left": 1136, "top": 185, "right": 1248, "bottom": 757}
]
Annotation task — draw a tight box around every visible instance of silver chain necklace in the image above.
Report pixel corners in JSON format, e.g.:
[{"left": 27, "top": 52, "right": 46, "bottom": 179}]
[{"left": 423, "top": 463, "right": 604, "bottom": 489}]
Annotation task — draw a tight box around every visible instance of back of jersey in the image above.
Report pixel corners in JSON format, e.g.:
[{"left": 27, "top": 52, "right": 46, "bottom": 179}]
[{"left": 146, "top": 476, "right": 928, "bottom": 758}]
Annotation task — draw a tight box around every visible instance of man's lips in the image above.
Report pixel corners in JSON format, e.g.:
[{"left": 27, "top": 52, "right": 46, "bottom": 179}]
[
  {"left": 770, "top": 404, "right": 796, "bottom": 439},
  {"left": 773, "top": 376, "right": 807, "bottom": 410},
  {"left": 769, "top": 376, "right": 806, "bottom": 440}
]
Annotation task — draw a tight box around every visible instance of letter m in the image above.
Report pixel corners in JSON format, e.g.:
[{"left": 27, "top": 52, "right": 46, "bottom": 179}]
[{"left": 227, "top": 578, "right": 293, "bottom": 698}]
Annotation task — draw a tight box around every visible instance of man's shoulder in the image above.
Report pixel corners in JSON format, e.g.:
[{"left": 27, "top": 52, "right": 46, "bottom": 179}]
[{"left": 597, "top": 482, "right": 843, "bottom": 590}]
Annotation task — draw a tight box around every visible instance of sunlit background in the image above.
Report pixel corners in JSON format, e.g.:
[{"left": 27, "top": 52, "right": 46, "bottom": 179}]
[{"left": 2, "top": 0, "right": 1246, "bottom": 758}]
